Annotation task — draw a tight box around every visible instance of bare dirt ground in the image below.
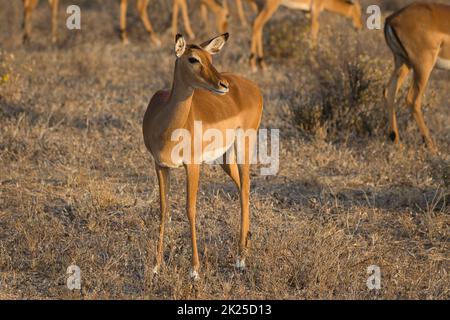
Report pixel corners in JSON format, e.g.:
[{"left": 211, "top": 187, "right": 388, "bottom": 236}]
[{"left": 0, "top": 0, "right": 449, "bottom": 299}]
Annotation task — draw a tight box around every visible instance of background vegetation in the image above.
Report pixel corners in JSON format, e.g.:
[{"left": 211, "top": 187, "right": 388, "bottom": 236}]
[{"left": 0, "top": 0, "right": 449, "bottom": 299}]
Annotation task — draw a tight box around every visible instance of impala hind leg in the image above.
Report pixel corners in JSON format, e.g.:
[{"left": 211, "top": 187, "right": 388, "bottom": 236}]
[
  {"left": 153, "top": 165, "right": 170, "bottom": 275},
  {"left": 220, "top": 150, "right": 241, "bottom": 190},
  {"left": 408, "top": 63, "right": 437, "bottom": 153},
  {"left": 250, "top": 1, "right": 280, "bottom": 71},
  {"left": 384, "top": 58, "right": 410, "bottom": 144},
  {"left": 185, "top": 164, "right": 201, "bottom": 280},
  {"left": 137, "top": 0, "right": 161, "bottom": 46}
]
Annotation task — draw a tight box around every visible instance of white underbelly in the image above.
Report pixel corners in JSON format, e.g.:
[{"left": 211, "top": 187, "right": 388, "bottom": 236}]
[
  {"left": 202, "top": 140, "right": 234, "bottom": 164},
  {"left": 281, "top": 0, "right": 311, "bottom": 11},
  {"left": 436, "top": 57, "right": 450, "bottom": 70},
  {"left": 155, "top": 140, "right": 234, "bottom": 168}
]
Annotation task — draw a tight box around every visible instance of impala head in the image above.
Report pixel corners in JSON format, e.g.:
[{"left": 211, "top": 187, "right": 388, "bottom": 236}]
[
  {"left": 174, "top": 33, "right": 230, "bottom": 95},
  {"left": 345, "top": 0, "right": 363, "bottom": 30}
]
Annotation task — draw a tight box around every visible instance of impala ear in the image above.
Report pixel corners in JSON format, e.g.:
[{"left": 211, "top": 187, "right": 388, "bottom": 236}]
[
  {"left": 200, "top": 33, "right": 229, "bottom": 55},
  {"left": 175, "top": 34, "right": 186, "bottom": 58}
]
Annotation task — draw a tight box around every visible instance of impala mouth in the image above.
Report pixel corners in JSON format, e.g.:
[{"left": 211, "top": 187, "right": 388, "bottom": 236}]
[
  {"left": 210, "top": 87, "right": 229, "bottom": 95},
  {"left": 200, "top": 80, "right": 229, "bottom": 95}
]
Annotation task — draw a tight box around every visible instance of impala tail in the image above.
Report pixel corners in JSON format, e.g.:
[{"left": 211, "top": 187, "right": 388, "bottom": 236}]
[{"left": 384, "top": 16, "right": 408, "bottom": 64}]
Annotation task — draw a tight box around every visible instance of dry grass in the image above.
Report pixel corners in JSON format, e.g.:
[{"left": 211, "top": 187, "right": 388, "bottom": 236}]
[{"left": 0, "top": 0, "right": 449, "bottom": 299}]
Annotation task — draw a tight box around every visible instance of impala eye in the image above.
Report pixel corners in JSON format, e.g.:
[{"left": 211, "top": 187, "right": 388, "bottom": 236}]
[{"left": 189, "top": 57, "right": 199, "bottom": 64}]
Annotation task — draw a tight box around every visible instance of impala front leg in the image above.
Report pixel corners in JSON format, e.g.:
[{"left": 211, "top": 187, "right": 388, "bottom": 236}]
[
  {"left": 120, "top": 0, "right": 129, "bottom": 44},
  {"left": 385, "top": 61, "right": 410, "bottom": 144},
  {"left": 235, "top": 0, "right": 248, "bottom": 27},
  {"left": 154, "top": 164, "right": 170, "bottom": 275},
  {"left": 409, "top": 65, "right": 437, "bottom": 153},
  {"left": 310, "top": 1, "right": 323, "bottom": 47},
  {"left": 23, "top": 0, "right": 39, "bottom": 43},
  {"left": 236, "top": 161, "right": 250, "bottom": 270},
  {"left": 185, "top": 164, "right": 201, "bottom": 280},
  {"left": 200, "top": 2, "right": 210, "bottom": 30},
  {"left": 179, "top": 0, "right": 195, "bottom": 39},
  {"left": 49, "top": 0, "right": 59, "bottom": 43}
]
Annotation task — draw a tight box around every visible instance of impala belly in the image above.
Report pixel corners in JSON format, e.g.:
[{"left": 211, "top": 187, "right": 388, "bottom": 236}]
[
  {"left": 153, "top": 152, "right": 184, "bottom": 169},
  {"left": 202, "top": 139, "right": 234, "bottom": 163},
  {"left": 153, "top": 131, "right": 236, "bottom": 167},
  {"left": 436, "top": 41, "right": 450, "bottom": 70},
  {"left": 281, "top": 0, "right": 311, "bottom": 11},
  {"left": 436, "top": 57, "right": 450, "bottom": 70}
]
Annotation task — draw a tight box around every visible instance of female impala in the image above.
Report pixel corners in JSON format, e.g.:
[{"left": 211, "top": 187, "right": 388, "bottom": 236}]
[
  {"left": 22, "top": 0, "right": 59, "bottom": 43},
  {"left": 143, "top": 33, "right": 263, "bottom": 280},
  {"left": 249, "top": 0, "right": 363, "bottom": 70},
  {"left": 384, "top": 2, "right": 450, "bottom": 153}
]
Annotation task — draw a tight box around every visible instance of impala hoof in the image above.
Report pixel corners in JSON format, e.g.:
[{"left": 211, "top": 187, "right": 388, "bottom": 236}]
[
  {"left": 189, "top": 269, "right": 199, "bottom": 281},
  {"left": 389, "top": 131, "right": 397, "bottom": 142},
  {"left": 235, "top": 258, "right": 246, "bottom": 271}
]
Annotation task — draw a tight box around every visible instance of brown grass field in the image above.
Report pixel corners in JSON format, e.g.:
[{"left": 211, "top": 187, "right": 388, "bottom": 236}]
[{"left": 0, "top": 0, "right": 449, "bottom": 299}]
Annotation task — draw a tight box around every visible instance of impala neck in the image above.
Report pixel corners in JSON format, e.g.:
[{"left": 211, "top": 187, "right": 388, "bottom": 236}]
[{"left": 160, "top": 60, "right": 194, "bottom": 139}]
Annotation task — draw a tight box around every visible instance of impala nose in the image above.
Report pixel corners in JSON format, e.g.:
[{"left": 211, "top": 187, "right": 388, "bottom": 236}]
[{"left": 219, "top": 80, "right": 229, "bottom": 91}]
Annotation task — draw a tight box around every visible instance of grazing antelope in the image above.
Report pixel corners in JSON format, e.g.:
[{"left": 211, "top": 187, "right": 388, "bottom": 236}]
[
  {"left": 22, "top": 0, "right": 59, "bottom": 43},
  {"left": 384, "top": 2, "right": 450, "bottom": 154},
  {"left": 143, "top": 33, "right": 263, "bottom": 280},
  {"left": 249, "top": 0, "right": 363, "bottom": 70}
]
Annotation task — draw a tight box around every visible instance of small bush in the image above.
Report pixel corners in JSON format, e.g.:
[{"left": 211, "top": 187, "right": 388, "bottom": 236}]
[{"left": 289, "top": 51, "right": 387, "bottom": 141}]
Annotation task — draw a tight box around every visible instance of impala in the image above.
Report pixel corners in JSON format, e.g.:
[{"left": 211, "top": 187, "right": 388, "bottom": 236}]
[
  {"left": 143, "top": 33, "right": 263, "bottom": 280},
  {"left": 249, "top": 0, "right": 363, "bottom": 70},
  {"left": 384, "top": 2, "right": 450, "bottom": 154},
  {"left": 22, "top": 0, "right": 59, "bottom": 43}
]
